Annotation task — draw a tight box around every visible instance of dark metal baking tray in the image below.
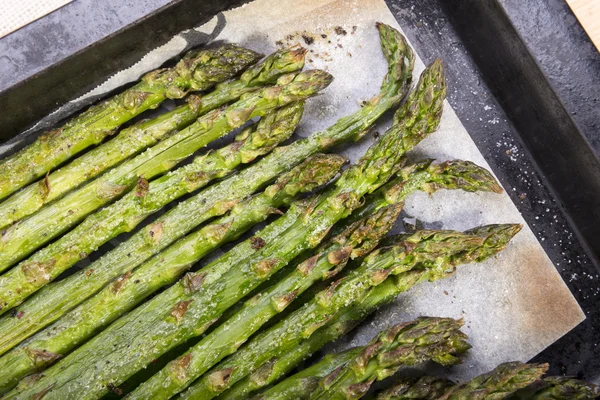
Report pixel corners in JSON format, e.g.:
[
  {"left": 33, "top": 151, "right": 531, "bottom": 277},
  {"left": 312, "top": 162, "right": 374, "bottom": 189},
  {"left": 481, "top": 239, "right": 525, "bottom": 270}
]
[{"left": 0, "top": 0, "right": 598, "bottom": 382}]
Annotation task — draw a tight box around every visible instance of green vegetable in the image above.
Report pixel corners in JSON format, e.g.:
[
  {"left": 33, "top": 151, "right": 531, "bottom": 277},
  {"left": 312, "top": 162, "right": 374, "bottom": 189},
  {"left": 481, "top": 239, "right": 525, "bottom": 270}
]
[
  {"left": 259, "top": 317, "right": 468, "bottom": 400},
  {"left": 510, "top": 376, "right": 600, "bottom": 400},
  {"left": 0, "top": 45, "right": 260, "bottom": 201},
  {"left": 374, "top": 374, "right": 600, "bottom": 400},
  {"left": 0, "top": 69, "right": 331, "bottom": 309},
  {"left": 333, "top": 158, "right": 502, "bottom": 235},
  {"left": 219, "top": 223, "right": 521, "bottom": 400},
  {"left": 0, "top": 46, "right": 306, "bottom": 229},
  {"left": 0, "top": 152, "right": 344, "bottom": 394},
  {"left": 371, "top": 376, "right": 454, "bottom": 400},
  {"left": 439, "top": 362, "right": 548, "bottom": 399},
  {"left": 3, "top": 23, "right": 416, "bottom": 400}
]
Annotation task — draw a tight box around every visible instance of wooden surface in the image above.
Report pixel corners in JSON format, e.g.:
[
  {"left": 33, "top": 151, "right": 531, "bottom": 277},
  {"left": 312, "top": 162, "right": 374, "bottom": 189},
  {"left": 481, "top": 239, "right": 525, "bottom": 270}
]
[{"left": 566, "top": 0, "right": 600, "bottom": 50}]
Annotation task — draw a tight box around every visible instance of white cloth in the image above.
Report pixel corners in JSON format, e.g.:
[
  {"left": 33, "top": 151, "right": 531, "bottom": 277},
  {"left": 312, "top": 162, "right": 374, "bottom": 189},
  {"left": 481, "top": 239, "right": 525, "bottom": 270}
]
[{"left": 0, "top": 0, "right": 73, "bottom": 39}]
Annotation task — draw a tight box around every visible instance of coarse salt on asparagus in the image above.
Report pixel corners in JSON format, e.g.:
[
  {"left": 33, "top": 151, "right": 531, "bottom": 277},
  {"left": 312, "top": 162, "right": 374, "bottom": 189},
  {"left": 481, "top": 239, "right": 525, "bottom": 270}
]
[{"left": 0, "top": 45, "right": 261, "bottom": 201}]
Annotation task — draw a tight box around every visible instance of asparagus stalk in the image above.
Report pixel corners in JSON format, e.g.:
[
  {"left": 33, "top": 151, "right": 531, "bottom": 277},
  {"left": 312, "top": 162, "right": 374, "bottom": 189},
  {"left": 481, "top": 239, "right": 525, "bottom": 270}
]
[
  {"left": 0, "top": 47, "right": 307, "bottom": 229},
  {"left": 3, "top": 38, "right": 426, "bottom": 400},
  {"left": 218, "top": 223, "right": 521, "bottom": 400},
  {"left": 0, "top": 23, "right": 413, "bottom": 350},
  {"left": 0, "top": 45, "right": 261, "bottom": 201},
  {"left": 333, "top": 158, "right": 503, "bottom": 235},
  {"left": 128, "top": 203, "right": 402, "bottom": 400},
  {"left": 184, "top": 223, "right": 516, "bottom": 400},
  {"left": 131, "top": 157, "right": 502, "bottom": 400},
  {"left": 258, "top": 348, "right": 361, "bottom": 400},
  {"left": 373, "top": 374, "right": 600, "bottom": 400},
  {"left": 439, "top": 362, "right": 548, "bottom": 399},
  {"left": 0, "top": 70, "right": 330, "bottom": 309},
  {"left": 371, "top": 376, "right": 454, "bottom": 400},
  {"left": 0, "top": 153, "right": 344, "bottom": 394},
  {"left": 510, "top": 376, "right": 600, "bottom": 399},
  {"left": 0, "top": 20, "right": 410, "bottom": 333},
  {"left": 0, "top": 102, "right": 307, "bottom": 356},
  {"left": 0, "top": 98, "right": 308, "bottom": 317},
  {"left": 258, "top": 317, "right": 469, "bottom": 400},
  {"left": 0, "top": 21, "right": 411, "bottom": 273},
  {"left": 0, "top": 103, "right": 306, "bottom": 354}
]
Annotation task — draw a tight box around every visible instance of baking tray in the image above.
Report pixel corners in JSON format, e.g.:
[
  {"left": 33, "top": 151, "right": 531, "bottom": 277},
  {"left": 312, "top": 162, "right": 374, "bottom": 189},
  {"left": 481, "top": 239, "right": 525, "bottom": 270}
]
[{"left": 0, "top": 0, "right": 598, "bottom": 382}]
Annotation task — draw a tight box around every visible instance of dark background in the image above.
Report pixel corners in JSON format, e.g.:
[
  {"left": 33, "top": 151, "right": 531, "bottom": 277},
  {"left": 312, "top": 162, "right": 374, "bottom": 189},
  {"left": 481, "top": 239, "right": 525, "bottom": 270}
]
[{"left": 1, "top": 0, "right": 599, "bottom": 382}]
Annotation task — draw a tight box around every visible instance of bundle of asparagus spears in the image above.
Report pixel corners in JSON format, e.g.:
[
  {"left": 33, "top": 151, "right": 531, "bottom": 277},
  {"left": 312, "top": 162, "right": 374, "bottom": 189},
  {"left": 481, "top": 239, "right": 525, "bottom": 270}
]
[
  {"left": 0, "top": 19, "right": 581, "bottom": 400},
  {"left": 252, "top": 321, "right": 599, "bottom": 400}
]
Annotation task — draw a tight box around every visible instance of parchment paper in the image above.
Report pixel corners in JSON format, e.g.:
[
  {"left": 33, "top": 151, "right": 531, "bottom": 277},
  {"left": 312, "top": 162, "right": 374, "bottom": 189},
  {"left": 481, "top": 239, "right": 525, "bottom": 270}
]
[
  {"left": 3, "top": 0, "right": 584, "bottom": 382},
  {"left": 206, "top": 0, "right": 585, "bottom": 380}
]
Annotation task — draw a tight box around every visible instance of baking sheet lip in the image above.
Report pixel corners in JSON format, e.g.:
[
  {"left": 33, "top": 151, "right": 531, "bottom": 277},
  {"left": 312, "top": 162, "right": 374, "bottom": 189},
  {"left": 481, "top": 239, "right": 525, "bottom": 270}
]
[
  {"left": 0, "top": 0, "right": 253, "bottom": 142},
  {"left": 0, "top": 0, "right": 251, "bottom": 98}
]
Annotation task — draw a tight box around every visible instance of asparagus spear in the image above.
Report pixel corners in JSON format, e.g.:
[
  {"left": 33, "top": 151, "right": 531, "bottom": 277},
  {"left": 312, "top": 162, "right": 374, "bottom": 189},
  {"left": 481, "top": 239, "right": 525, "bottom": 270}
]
[
  {"left": 0, "top": 102, "right": 306, "bottom": 353},
  {"left": 258, "top": 317, "right": 469, "bottom": 400},
  {"left": 184, "top": 223, "right": 516, "bottom": 400},
  {"left": 258, "top": 347, "right": 361, "bottom": 400},
  {"left": 0, "top": 102, "right": 306, "bottom": 356},
  {"left": 130, "top": 157, "right": 502, "bottom": 400},
  {"left": 374, "top": 374, "right": 600, "bottom": 400},
  {"left": 0, "top": 70, "right": 330, "bottom": 308},
  {"left": 439, "top": 362, "right": 549, "bottom": 399},
  {"left": 128, "top": 203, "right": 402, "bottom": 400},
  {"left": 0, "top": 45, "right": 261, "bottom": 201},
  {"left": 0, "top": 21, "right": 411, "bottom": 273},
  {"left": 0, "top": 47, "right": 306, "bottom": 229},
  {"left": 218, "top": 223, "right": 521, "bottom": 400},
  {"left": 3, "top": 41, "right": 427, "bottom": 400},
  {"left": 0, "top": 98, "right": 309, "bottom": 316},
  {"left": 371, "top": 376, "right": 454, "bottom": 400},
  {"left": 334, "top": 158, "right": 503, "bottom": 235},
  {"left": 0, "top": 153, "right": 344, "bottom": 394},
  {"left": 0, "top": 20, "right": 410, "bottom": 331},
  {"left": 0, "top": 23, "right": 412, "bottom": 349},
  {"left": 510, "top": 376, "right": 600, "bottom": 399}
]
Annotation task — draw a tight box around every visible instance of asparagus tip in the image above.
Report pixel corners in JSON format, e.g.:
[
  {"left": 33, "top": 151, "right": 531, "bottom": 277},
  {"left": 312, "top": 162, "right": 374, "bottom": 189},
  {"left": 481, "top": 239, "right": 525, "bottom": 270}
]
[
  {"left": 429, "top": 160, "right": 504, "bottom": 194},
  {"left": 375, "top": 22, "right": 414, "bottom": 103},
  {"left": 468, "top": 223, "right": 522, "bottom": 246}
]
